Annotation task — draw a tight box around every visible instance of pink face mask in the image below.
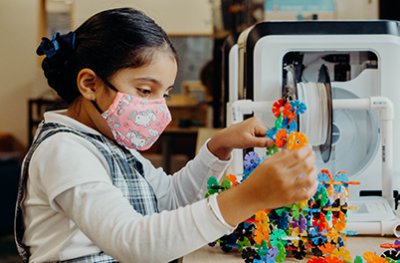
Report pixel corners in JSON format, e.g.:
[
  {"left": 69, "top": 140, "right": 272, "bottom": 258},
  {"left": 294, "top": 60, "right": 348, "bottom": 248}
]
[{"left": 101, "top": 92, "right": 171, "bottom": 151}]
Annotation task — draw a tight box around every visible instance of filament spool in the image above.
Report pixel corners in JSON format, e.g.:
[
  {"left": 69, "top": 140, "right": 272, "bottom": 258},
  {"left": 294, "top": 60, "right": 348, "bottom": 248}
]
[
  {"left": 297, "top": 81, "right": 333, "bottom": 163},
  {"left": 283, "top": 64, "right": 333, "bottom": 163}
]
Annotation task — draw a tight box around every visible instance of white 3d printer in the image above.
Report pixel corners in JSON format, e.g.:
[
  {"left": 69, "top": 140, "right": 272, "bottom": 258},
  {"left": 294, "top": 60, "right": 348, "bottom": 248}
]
[{"left": 224, "top": 20, "right": 400, "bottom": 236}]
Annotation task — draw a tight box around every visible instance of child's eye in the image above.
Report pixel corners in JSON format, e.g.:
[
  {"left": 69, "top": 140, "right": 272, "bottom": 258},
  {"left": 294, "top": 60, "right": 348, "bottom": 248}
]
[
  {"left": 136, "top": 88, "right": 151, "bottom": 96},
  {"left": 163, "top": 93, "right": 170, "bottom": 98}
]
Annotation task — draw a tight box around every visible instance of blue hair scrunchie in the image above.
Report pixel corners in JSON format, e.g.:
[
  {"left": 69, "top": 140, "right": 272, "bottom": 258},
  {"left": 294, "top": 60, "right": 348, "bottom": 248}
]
[{"left": 36, "top": 31, "right": 76, "bottom": 59}]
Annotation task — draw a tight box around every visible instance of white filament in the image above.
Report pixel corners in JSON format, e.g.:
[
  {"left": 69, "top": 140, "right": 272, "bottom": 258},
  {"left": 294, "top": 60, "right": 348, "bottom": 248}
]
[{"left": 297, "top": 82, "right": 329, "bottom": 146}]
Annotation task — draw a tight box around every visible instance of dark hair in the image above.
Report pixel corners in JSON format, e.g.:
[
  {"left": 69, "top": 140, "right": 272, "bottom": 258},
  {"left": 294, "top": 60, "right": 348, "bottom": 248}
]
[{"left": 38, "top": 7, "right": 178, "bottom": 103}]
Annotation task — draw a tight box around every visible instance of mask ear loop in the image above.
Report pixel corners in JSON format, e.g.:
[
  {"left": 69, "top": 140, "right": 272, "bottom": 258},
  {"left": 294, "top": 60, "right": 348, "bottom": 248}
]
[
  {"left": 91, "top": 76, "right": 119, "bottom": 114},
  {"left": 91, "top": 99, "right": 104, "bottom": 114},
  {"left": 101, "top": 78, "right": 119, "bottom": 92}
]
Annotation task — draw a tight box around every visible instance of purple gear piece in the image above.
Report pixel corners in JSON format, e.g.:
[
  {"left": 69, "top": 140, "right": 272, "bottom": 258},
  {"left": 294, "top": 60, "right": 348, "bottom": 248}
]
[
  {"left": 267, "top": 246, "right": 278, "bottom": 259},
  {"left": 395, "top": 239, "right": 400, "bottom": 252},
  {"left": 244, "top": 151, "right": 260, "bottom": 171}
]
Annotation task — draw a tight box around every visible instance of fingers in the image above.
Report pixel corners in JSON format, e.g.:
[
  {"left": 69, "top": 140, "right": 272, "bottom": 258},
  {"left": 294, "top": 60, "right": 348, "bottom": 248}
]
[
  {"left": 249, "top": 136, "right": 275, "bottom": 148},
  {"left": 265, "top": 138, "right": 275, "bottom": 147},
  {"left": 294, "top": 167, "right": 319, "bottom": 201},
  {"left": 288, "top": 147, "right": 316, "bottom": 174},
  {"left": 252, "top": 121, "right": 267, "bottom": 137},
  {"left": 236, "top": 117, "right": 272, "bottom": 148},
  {"left": 271, "top": 144, "right": 313, "bottom": 168},
  {"left": 263, "top": 151, "right": 318, "bottom": 203}
]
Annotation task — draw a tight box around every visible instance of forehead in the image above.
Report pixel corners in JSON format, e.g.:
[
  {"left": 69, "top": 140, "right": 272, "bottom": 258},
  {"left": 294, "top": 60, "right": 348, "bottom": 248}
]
[{"left": 112, "top": 51, "right": 178, "bottom": 84}]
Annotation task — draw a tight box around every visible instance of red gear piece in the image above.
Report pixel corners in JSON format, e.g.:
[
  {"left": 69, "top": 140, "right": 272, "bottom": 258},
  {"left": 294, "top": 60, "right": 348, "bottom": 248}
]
[
  {"left": 321, "top": 169, "right": 334, "bottom": 182},
  {"left": 307, "top": 257, "right": 328, "bottom": 263},
  {"left": 272, "top": 99, "right": 293, "bottom": 118}
]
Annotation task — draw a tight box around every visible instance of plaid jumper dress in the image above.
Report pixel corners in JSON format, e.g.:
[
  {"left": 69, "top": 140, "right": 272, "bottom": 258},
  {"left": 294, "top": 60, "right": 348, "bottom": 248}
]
[{"left": 15, "top": 122, "right": 159, "bottom": 262}]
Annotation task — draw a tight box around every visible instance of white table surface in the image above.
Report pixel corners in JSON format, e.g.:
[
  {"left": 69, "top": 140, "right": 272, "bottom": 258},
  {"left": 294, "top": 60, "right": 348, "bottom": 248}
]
[{"left": 182, "top": 236, "right": 397, "bottom": 262}]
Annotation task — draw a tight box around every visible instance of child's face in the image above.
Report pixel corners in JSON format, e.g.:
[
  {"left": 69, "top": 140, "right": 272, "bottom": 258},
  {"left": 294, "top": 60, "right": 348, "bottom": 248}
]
[
  {"left": 86, "top": 50, "right": 177, "bottom": 141},
  {"left": 107, "top": 51, "right": 177, "bottom": 100}
]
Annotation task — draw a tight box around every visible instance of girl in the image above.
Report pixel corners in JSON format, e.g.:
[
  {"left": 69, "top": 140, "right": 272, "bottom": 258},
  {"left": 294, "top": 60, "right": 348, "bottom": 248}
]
[{"left": 15, "top": 7, "right": 318, "bottom": 263}]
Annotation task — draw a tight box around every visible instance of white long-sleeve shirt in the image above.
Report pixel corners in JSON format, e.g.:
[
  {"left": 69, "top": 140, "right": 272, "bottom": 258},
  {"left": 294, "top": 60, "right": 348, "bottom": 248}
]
[{"left": 23, "top": 110, "right": 234, "bottom": 263}]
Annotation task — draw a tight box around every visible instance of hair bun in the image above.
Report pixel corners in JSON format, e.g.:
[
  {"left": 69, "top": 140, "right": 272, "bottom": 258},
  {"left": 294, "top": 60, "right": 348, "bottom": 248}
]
[
  {"left": 38, "top": 31, "right": 78, "bottom": 103},
  {"left": 36, "top": 31, "right": 76, "bottom": 59}
]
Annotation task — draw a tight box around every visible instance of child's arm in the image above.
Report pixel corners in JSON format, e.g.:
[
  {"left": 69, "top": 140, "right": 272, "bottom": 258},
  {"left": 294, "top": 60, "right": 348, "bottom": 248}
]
[
  {"left": 55, "top": 182, "right": 234, "bottom": 262},
  {"left": 141, "top": 116, "right": 273, "bottom": 209},
  {"left": 136, "top": 141, "right": 231, "bottom": 209},
  {"left": 207, "top": 116, "right": 274, "bottom": 160}
]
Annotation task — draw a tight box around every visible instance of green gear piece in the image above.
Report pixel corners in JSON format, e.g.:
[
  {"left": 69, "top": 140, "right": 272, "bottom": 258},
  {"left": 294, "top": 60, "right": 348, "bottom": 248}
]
[
  {"left": 319, "top": 187, "right": 329, "bottom": 207},
  {"left": 266, "top": 145, "right": 279, "bottom": 156},
  {"left": 207, "top": 176, "right": 219, "bottom": 189},
  {"left": 353, "top": 255, "right": 364, "bottom": 263},
  {"left": 237, "top": 237, "right": 251, "bottom": 253},
  {"left": 325, "top": 210, "right": 332, "bottom": 221},
  {"left": 255, "top": 239, "right": 269, "bottom": 256},
  {"left": 206, "top": 176, "right": 219, "bottom": 196},
  {"left": 274, "top": 208, "right": 287, "bottom": 217},
  {"left": 290, "top": 203, "right": 302, "bottom": 220},
  {"left": 220, "top": 179, "right": 232, "bottom": 191},
  {"left": 270, "top": 229, "right": 287, "bottom": 246},
  {"left": 384, "top": 257, "right": 397, "bottom": 263},
  {"left": 274, "top": 242, "right": 287, "bottom": 263},
  {"left": 275, "top": 113, "right": 283, "bottom": 129}
]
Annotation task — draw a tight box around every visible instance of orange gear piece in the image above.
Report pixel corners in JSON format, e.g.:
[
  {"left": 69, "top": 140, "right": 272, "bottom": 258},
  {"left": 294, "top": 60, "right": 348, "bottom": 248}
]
[
  {"left": 286, "top": 131, "right": 308, "bottom": 150},
  {"left": 326, "top": 185, "right": 334, "bottom": 197},
  {"left": 272, "top": 99, "right": 292, "bottom": 118},
  {"left": 319, "top": 243, "right": 336, "bottom": 256},
  {"left": 285, "top": 109, "right": 296, "bottom": 122},
  {"left": 325, "top": 229, "right": 341, "bottom": 244},
  {"left": 275, "top": 129, "right": 287, "bottom": 148},
  {"left": 254, "top": 211, "right": 270, "bottom": 235},
  {"left": 333, "top": 212, "right": 346, "bottom": 232},
  {"left": 325, "top": 256, "right": 345, "bottom": 263},
  {"left": 363, "top": 251, "right": 388, "bottom": 263},
  {"left": 225, "top": 174, "right": 239, "bottom": 187},
  {"left": 253, "top": 227, "right": 269, "bottom": 245},
  {"left": 254, "top": 210, "right": 268, "bottom": 224},
  {"left": 331, "top": 248, "right": 352, "bottom": 262}
]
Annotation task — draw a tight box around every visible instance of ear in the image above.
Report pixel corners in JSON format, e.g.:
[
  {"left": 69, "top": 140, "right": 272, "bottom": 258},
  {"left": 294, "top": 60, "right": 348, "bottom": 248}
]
[{"left": 76, "top": 68, "right": 103, "bottom": 100}]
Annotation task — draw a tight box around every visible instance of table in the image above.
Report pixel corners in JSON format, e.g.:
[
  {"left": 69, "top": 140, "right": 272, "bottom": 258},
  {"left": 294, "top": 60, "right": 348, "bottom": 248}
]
[{"left": 182, "top": 236, "right": 397, "bottom": 262}]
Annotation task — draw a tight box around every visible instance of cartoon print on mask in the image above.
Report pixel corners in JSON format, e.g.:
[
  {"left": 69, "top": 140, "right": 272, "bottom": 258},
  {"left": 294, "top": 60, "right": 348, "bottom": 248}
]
[
  {"left": 127, "top": 111, "right": 136, "bottom": 121},
  {"left": 112, "top": 129, "right": 126, "bottom": 143},
  {"left": 148, "top": 129, "right": 159, "bottom": 137},
  {"left": 108, "top": 115, "right": 121, "bottom": 129},
  {"left": 102, "top": 92, "right": 172, "bottom": 151},
  {"left": 135, "top": 110, "right": 157, "bottom": 127},
  {"left": 126, "top": 131, "right": 146, "bottom": 149},
  {"left": 158, "top": 104, "right": 168, "bottom": 113},
  {"left": 117, "top": 95, "right": 133, "bottom": 116}
]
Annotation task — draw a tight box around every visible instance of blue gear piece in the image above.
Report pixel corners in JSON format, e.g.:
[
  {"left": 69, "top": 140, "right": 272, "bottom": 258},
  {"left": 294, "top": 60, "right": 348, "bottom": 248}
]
[{"left": 290, "top": 100, "right": 307, "bottom": 114}]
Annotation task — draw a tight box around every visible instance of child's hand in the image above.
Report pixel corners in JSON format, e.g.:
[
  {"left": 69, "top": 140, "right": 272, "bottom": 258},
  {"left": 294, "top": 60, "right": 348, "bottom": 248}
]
[
  {"left": 243, "top": 144, "right": 318, "bottom": 210},
  {"left": 217, "top": 145, "right": 318, "bottom": 226},
  {"left": 207, "top": 117, "right": 274, "bottom": 160}
]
